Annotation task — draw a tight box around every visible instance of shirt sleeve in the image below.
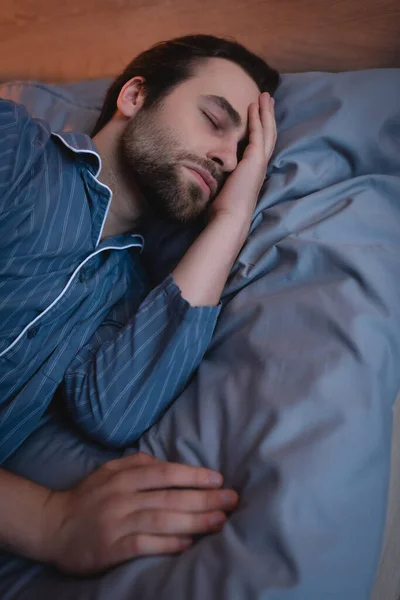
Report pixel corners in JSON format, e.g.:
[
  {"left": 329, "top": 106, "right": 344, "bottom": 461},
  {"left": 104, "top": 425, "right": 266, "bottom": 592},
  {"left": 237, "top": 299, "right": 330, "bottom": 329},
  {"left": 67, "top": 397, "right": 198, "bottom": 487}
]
[{"left": 62, "top": 274, "right": 221, "bottom": 448}]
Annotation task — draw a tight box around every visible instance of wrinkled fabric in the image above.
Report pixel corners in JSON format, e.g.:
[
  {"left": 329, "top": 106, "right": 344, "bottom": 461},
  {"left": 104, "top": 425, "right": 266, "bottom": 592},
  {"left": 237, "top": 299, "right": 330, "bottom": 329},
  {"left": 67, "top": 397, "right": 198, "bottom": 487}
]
[
  {"left": 1, "top": 68, "right": 400, "bottom": 599},
  {"left": 0, "top": 99, "right": 220, "bottom": 460}
]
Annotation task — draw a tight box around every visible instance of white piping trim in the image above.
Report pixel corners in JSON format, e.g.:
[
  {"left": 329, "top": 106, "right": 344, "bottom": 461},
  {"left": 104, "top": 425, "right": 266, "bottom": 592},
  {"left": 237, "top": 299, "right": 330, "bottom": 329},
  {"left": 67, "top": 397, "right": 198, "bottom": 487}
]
[
  {"left": 0, "top": 242, "right": 142, "bottom": 359},
  {"left": 51, "top": 132, "right": 103, "bottom": 178},
  {"left": 52, "top": 133, "right": 145, "bottom": 251},
  {"left": 52, "top": 132, "right": 114, "bottom": 247}
]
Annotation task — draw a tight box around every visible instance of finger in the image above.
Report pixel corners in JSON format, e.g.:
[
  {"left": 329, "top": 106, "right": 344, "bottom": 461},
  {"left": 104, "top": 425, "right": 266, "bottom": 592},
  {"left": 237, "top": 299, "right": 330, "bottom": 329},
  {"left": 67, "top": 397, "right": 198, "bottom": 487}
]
[
  {"left": 110, "top": 534, "right": 193, "bottom": 564},
  {"left": 126, "top": 509, "right": 227, "bottom": 536},
  {"left": 133, "top": 463, "right": 224, "bottom": 491},
  {"left": 133, "top": 488, "right": 239, "bottom": 512},
  {"left": 104, "top": 452, "right": 158, "bottom": 472},
  {"left": 247, "top": 102, "right": 264, "bottom": 150},
  {"left": 260, "top": 93, "right": 276, "bottom": 129},
  {"left": 259, "top": 93, "right": 277, "bottom": 158}
]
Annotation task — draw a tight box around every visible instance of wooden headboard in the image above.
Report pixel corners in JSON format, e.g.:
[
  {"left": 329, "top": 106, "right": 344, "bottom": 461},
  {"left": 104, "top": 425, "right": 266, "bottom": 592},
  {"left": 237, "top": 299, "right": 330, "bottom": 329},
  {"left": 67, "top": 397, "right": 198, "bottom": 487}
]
[{"left": 0, "top": 0, "right": 399, "bottom": 83}]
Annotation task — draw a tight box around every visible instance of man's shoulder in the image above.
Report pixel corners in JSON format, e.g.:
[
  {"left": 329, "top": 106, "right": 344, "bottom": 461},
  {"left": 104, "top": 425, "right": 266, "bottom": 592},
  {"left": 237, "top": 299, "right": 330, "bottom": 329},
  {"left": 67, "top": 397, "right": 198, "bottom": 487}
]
[
  {"left": 0, "top": 98, "right": 97, "bottom": 168},
  {"left": 0, "top": 98, "right": 54, "bottom": 192},
  {"left": 0, "top": 98, "right": 94, "bottom": 256},
  {"left": 0, "top": 97, "right": 29, "bottom": 125},
  {"left": 0, "top": 97, "right": 51, "bottom": 141}
]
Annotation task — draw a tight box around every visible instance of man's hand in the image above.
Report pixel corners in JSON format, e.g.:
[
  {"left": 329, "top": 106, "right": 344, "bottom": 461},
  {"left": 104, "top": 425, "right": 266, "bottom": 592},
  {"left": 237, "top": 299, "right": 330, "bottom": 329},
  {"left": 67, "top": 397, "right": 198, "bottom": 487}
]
[
  {"left": 209, "top": 92, "right": 277, "bottom": 224},
  {"left": 171, "top": 92, "right": 277, "bottom": 307},
  {"left": 42, "top": 452, "right": 238, "bottom": 574}
]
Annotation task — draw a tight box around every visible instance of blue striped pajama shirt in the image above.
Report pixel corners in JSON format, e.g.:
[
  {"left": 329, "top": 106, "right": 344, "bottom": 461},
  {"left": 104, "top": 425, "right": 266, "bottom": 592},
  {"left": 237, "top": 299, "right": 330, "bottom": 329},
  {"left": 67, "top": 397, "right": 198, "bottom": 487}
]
[{"left": 0, "top": 98, "right": 221, "bottom": 463}]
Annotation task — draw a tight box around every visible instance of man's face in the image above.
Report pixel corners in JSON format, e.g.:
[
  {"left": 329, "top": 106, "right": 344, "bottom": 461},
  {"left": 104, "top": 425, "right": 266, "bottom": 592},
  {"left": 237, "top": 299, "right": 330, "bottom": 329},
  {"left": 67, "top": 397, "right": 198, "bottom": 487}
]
[{"left": 118, "top": 58, "right": 261, "bottom": 223}]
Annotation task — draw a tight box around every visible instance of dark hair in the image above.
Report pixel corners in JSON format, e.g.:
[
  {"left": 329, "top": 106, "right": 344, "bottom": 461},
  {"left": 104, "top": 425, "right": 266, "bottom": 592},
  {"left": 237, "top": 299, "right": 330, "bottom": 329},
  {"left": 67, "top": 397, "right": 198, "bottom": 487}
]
[{"left": 91, "top": 34, "right": 280, "bottom": 136}]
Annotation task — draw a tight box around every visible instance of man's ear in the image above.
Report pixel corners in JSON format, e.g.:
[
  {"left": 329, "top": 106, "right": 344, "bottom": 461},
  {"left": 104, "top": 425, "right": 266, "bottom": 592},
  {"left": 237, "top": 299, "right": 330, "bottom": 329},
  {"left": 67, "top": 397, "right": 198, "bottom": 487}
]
[{"left": 116, "top": 77, "right": 146, "bottom": 119}]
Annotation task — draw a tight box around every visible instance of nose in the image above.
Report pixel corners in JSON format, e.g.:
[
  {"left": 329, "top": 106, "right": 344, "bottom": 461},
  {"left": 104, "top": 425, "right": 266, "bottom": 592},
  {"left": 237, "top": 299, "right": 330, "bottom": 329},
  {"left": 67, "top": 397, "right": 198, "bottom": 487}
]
[{"left": 208, "top": 142, "right": 239, "bottom": 174}]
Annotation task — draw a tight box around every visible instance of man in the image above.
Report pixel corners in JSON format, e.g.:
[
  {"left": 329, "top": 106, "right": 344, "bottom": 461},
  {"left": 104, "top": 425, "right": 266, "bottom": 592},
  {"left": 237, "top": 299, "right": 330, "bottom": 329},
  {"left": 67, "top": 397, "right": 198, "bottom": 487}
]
[{"left": 0, "top": 34, "right": 279, "bottom": 574}]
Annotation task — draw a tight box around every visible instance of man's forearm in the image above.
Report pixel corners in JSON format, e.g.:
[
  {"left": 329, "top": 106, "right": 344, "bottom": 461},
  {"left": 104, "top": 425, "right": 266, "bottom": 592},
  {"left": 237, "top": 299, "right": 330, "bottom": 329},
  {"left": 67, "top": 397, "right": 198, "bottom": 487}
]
[
  {"left": 0, "top": 467, "right": 50, "bottom": 561},
  {"left": 172, "top": 214, "right": 249, "bottom": 307}
]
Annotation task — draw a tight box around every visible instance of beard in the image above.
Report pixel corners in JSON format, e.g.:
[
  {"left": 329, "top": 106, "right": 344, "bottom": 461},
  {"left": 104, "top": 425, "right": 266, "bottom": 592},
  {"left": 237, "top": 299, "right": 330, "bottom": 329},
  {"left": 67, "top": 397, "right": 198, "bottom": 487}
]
[{"left": 117, "top": 105, "right": 219, "bottom": 224}]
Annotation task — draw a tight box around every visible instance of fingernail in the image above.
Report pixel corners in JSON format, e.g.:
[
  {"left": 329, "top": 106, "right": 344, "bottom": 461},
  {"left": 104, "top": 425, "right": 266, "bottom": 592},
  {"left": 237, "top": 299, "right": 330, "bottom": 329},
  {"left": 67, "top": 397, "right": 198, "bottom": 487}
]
[
  {"left": 221, "top": 491, "right": 238, "bottom": 507},
  {"left": 271, "top": 97, "right": 275, "bottom": 107},
  {"left": 180, "top": 538, "right": 193, "bottom": 547},
  {"left": 209, "top": 513, "right": 226, "bottom": 526},
  {"left": 209, "top": 473, "right": 223, "bottom": 486}
]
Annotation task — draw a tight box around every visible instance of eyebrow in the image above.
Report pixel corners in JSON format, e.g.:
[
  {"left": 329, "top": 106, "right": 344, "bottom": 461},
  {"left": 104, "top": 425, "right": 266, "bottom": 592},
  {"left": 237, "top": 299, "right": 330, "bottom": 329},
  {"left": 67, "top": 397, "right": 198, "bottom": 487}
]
[{"left": 201, "top": 94, "right": 242, "bottom": 129}]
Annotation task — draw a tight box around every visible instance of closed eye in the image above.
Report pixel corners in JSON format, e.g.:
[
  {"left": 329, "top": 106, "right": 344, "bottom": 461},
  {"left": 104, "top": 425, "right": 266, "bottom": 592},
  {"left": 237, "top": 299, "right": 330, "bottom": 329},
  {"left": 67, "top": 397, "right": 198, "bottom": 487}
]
[
  {"left": 202, "top": 111, "right": 219, "bottom": 131},
  {"left": 202, "top": 109, "right": 247, "bottom": 160}
]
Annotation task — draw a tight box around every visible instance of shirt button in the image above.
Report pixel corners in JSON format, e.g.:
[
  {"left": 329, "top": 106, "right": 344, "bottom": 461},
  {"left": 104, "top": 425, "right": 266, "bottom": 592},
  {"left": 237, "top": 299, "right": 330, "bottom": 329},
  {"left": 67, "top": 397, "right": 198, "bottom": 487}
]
[{"left": 27, "top": 325, "right": 40, "bottom": 339}]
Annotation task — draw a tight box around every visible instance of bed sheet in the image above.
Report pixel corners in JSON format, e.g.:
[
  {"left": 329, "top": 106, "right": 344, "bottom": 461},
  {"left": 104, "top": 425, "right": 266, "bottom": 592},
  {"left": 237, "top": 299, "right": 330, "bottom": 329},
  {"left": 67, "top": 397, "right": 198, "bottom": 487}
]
[{"left": 1, "top": 68, "right": 400, "bottom": 599}]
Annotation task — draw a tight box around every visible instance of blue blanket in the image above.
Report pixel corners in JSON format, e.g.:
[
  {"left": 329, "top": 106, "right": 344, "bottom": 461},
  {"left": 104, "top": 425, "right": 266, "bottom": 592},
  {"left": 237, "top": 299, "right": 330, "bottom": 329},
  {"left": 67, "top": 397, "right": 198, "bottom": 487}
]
[{"left": 1, "top": 68, "right": 400, "bottom": 599}]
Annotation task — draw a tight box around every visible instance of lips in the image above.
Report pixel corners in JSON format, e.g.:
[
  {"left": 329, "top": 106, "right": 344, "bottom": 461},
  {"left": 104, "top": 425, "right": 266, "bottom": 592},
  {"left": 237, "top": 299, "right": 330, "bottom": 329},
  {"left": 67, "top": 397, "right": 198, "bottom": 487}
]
[
  {"left": 183, "top": 165, "right": 217, "bottom": 196},
  {"left": 186, "top": 168, "right": 210, "bottom": 195}
]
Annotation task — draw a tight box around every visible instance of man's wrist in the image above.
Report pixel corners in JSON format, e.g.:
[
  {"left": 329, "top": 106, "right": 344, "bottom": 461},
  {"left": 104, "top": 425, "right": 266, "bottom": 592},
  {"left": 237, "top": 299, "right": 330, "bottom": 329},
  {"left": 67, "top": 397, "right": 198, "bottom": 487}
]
[
  {"left": 172, "top": 208, "right": 251, "bottom": 307},
  {"left": 0, "top": 469, "right": 60, "bottom": 563},
  {"left": 208, "top": 210, "right": 252, "bottom": 245},
  {"left": 39, "top": 489, "right": 69, "bottom": 566}
]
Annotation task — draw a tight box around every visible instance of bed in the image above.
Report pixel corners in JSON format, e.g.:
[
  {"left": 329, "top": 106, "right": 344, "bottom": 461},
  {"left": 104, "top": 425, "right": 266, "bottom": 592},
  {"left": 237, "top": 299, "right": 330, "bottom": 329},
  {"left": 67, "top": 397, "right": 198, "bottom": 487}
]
[{"left": 0, "top": 1, "right": 400, "bottom": 599}]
